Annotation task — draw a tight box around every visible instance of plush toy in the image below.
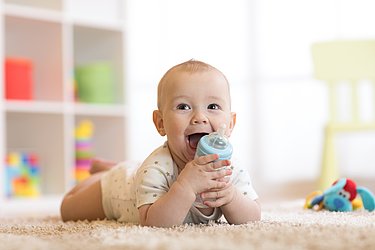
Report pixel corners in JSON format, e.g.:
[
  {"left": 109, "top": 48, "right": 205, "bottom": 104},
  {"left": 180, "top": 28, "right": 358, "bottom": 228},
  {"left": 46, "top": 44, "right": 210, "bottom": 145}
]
[{"left": 304, "top": 178, "right": 375, "bottom": 212}]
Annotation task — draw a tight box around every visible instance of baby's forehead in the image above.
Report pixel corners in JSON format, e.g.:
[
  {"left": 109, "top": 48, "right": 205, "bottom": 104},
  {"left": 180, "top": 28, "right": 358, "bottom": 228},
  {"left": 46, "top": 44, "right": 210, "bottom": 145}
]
[
  {"left": 164, "top": 72, "right": 230, "bottom": 105},
  {"left": 162, "top": 70, "right": 228, "bottom": 96},
  {"left": 165, "top": 67, "right": 227, "bottom": 86},
  {"left": 157, "top": 63, "right": 231, "bottom": 109}
]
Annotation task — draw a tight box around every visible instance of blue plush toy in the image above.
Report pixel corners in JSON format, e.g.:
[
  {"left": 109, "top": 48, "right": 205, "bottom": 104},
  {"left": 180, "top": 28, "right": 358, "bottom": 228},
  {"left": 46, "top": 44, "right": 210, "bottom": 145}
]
[{"left": 305, "top": 178, "right": 375, "bottom": 212}]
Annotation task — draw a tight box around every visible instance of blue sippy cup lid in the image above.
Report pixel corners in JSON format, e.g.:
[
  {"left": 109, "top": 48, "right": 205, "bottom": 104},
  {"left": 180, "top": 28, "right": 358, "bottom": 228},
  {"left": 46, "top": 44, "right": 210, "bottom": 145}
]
[
  {"left": 207, "top": 124, "right": 228, "bottom": 149},
  {"left": 196, "top": 124, "right": 233, "bottom": 160}
]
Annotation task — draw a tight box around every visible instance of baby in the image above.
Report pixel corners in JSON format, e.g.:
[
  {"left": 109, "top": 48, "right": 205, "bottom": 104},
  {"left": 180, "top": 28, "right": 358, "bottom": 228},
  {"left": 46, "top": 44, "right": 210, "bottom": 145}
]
[{"left": 60, "top": 60, "right": 261, "bottom": 227}]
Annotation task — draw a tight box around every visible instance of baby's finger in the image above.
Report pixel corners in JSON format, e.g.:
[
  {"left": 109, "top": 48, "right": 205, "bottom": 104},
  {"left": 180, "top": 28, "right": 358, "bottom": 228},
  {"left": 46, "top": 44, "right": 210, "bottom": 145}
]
[
  {"left": 214, "top": 176, "right": 231, "bottom": 183},
  {"left": 195, "top": 154, "right": 219, "bottom": 166},
  {"left": 202, "top": 185, "right": 229, "bottom": 199},
  {"left": 211, "top": 168, "right": 232, "bottom": 180},
  {"left": 202, "top": 190, "right": 221, "bottom": 200},
  {"left": 212, "top": 159, "right": 231, "bottom": 171},
  {"left": 202, "top": 191, "right": 228, "bottom": 208},
  {"left": 207, "top": 179, "right": 227, "bottom": 190},
  {"left": 202, "top": 185, "right": 232, "bottom": 207},
  {"left": 204, "top": 198, "right": 226, "bottom": 208}
]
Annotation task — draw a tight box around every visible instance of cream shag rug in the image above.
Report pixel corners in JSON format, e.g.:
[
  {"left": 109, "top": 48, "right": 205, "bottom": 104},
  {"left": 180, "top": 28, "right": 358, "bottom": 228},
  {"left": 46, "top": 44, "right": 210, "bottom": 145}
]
[{"left": 0, "top": 200, "right": 374, "bottom": 250}]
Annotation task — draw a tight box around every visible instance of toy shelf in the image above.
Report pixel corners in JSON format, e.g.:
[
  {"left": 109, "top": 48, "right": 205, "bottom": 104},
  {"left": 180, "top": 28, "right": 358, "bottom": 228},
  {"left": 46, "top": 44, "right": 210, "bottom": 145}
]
[{"left": 0, "top": 0, "right": 128, "bottom": 200}]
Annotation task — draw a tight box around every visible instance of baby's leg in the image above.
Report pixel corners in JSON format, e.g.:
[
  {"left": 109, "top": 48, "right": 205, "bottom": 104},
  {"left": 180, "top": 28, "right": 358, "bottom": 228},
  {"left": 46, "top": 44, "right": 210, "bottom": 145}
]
[
  {"left": 60, "top": 172, "right": 106, "bottom": 222},
  {"left": 89, "top": 158, "right": 117, "bottom": 174}
]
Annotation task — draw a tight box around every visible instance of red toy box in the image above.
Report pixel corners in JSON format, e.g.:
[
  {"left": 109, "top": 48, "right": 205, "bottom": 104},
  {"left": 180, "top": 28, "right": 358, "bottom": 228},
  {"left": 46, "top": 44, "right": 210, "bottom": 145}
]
[{"left": 4, "top": 57, "right": 33, "bottom": 100}]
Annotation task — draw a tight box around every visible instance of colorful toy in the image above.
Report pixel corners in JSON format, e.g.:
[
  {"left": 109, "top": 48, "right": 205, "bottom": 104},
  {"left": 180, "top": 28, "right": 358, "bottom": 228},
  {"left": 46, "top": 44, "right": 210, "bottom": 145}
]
[
  {"left": 75, "top": 120, "right": 94, "bottom": 183},
  {"left": 75, "top": 62, "right": 115, "bottom": 103},
  {"left": 5, "top": 57, "right": 33, "bottom": 100},
  {"left": 304, "top": 178, "right": 375, "bottom": 212},
  {"left": 5, "top": 152, "right": 41, "bottom": 197}
]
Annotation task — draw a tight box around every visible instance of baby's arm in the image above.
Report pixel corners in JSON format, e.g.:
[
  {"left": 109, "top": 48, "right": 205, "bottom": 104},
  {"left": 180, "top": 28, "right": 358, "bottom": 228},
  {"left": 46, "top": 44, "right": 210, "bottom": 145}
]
[
  {"left": 201, "top": 184, "right": 261, "bottom": 224},
  {"left": 138, "top": 180, "right": 197, "bottom": 227},
  {"left": 138, "top": 154, "right": 231, "bottom": 227},
  {"left": 201, "top": 165, "right": 261, "bottom": 224},
  {"left": 220, "top": 188, "right": 261, "bottom": 224}
]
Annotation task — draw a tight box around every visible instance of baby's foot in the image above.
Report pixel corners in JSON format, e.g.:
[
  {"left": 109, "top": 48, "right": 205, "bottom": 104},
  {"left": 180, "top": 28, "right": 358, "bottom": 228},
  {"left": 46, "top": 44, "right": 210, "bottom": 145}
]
[{"left": 90, "top": 158, "right": 117, "bottom": 174}]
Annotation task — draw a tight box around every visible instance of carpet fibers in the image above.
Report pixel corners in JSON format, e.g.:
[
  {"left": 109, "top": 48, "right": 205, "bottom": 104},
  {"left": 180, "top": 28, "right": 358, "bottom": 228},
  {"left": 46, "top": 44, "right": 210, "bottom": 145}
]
[{"left": 0, "top": 201, "right": 374, "bottom": 250}]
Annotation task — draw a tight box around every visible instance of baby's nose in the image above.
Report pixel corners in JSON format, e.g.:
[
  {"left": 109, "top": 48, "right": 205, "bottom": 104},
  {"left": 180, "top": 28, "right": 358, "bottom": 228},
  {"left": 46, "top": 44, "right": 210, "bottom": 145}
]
[{"left": 191, "top": 111, "right": 208, "bottom": 124}]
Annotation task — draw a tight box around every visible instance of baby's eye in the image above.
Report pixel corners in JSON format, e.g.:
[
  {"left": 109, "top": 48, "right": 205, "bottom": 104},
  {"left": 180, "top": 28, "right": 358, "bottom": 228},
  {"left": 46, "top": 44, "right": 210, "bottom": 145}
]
[
  {"left": 207, "top": 104, "right": 221, "bottom": 110},
  {"left": 176, "top": 103, "right": 191, "bottom": 110}
]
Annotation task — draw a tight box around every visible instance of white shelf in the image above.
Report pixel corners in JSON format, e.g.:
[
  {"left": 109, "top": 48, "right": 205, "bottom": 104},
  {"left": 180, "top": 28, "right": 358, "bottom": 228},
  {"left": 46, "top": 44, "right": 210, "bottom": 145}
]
[
  {"left": 68, "top": 0, "right": 123, "bottom": 26},
  {"left": 4, "top": 3, "right": 63, "bottom": 23},
  {"left": 5, "top": 100, "right": 64, "bottom": 114},
  {"left": 72, "top": 19, "right": 124, "bottom": 32},
  {"left": 4, "top": 100, "right": 129, "bottom": 117},
  {"left": 5, "top": 0, "right": 62, "bottom": 11},
  {"left": 0, "top": 0, "right": 127, "bottom": 200},
  {"left": 74, "top": 103, "right": 128, "bottom": 117}
]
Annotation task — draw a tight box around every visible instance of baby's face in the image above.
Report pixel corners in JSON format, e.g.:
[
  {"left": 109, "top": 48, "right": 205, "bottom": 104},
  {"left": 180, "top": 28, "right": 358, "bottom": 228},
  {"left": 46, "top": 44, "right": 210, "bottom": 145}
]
[{"left": 158, "top": 69, "right": 235, "bottom": 167}]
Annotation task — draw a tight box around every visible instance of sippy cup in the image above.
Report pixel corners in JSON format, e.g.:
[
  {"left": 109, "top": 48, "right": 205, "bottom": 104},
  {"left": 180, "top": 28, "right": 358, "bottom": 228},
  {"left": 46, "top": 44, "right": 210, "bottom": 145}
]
[
  {"left": 195, "top": 124, "right": 233, "bottom": 161},
  {"left": 193, "top": 124, "right": 233, "bottom": 208}
]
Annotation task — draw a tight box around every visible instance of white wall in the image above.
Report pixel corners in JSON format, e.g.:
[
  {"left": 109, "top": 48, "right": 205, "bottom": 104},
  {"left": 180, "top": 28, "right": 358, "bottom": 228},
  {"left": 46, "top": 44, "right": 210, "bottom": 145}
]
[
  {"left": 253, "top": 0, "right": 375, "bottom": 184},
  {"left": 125, "top": 0, "right": 375, "bottom": 186},
  {"left": 125, "top": 0, "right": 253, "bottom": 168}
]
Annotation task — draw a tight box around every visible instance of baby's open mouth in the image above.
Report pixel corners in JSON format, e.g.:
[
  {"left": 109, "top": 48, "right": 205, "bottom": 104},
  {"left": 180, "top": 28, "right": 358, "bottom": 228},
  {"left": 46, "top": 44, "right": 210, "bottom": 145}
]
[{"left": 188, "top": 133, "right": 208, "bottom": 149}]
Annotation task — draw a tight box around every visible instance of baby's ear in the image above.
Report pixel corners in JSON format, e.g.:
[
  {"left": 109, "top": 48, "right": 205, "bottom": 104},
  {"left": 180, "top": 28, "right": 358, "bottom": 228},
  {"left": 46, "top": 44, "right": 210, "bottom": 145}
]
[
  {"left": 153, "top": 110, "right": 166, "bottom": 136},
  {"left": 228, "top": 112, "right": 236, "bottom": 136}
]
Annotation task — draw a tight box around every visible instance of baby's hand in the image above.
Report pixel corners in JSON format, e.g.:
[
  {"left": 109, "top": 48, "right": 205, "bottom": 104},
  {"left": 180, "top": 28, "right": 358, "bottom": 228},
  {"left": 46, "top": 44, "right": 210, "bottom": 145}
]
[
  {"left": 200, "top": 183, "right": 236, "bottom": 208},
  {"left": 176, "top": 154, "right": 232, "bottom": 196}
]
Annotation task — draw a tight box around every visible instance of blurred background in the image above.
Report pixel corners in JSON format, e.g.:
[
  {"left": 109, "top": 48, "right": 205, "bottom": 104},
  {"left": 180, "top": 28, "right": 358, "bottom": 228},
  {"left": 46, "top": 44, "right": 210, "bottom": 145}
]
[
  {"left": 125, "top": 0, "right": 375, "bottom": 190},
  {"left": 1, "top": 0, "right": 374, "bottom": 203}
]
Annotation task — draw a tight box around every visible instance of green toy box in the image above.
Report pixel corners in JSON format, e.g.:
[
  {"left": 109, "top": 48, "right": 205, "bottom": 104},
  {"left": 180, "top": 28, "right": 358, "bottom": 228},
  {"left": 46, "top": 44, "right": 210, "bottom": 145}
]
[{"left": 75, "top": 62, "right": 115, "bottom": 104}]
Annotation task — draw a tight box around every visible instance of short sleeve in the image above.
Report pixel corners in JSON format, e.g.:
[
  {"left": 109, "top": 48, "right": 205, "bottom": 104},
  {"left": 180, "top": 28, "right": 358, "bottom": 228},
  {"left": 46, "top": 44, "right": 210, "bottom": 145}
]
[
  {"left": 230, "top": 158, "right": 258, "bottom": 200},
  {"left": 134, "top": 164, "right": 172, "bottom": 208},
  {"left": 133, "top": 143, "right": 176, "bottom": 208}
]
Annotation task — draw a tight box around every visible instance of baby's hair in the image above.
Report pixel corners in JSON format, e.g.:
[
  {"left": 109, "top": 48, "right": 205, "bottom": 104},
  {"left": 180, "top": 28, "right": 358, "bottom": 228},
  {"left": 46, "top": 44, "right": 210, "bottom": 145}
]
[{"left": 157, "top": 59, "right": 230, "bottom": 109}]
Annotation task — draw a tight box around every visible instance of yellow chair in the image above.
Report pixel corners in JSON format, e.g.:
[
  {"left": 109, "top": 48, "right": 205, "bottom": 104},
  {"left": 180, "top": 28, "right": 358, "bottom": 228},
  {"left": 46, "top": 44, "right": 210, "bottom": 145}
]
[{"left": 311, "top": 40, "right": 375, "bottom": 190}]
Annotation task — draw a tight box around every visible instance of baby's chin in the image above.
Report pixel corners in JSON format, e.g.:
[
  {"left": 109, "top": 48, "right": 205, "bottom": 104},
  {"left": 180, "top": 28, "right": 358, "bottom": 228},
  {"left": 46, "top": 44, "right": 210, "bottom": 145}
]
[
  {"left": 184, "top": 151, "right": 196, "bottom": 162},
  {"left": 169, "top": 146, "right": 196, "bottom": 166},
  {"left": 177, "top": 148, "right": 196, "bottom": 164}
]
